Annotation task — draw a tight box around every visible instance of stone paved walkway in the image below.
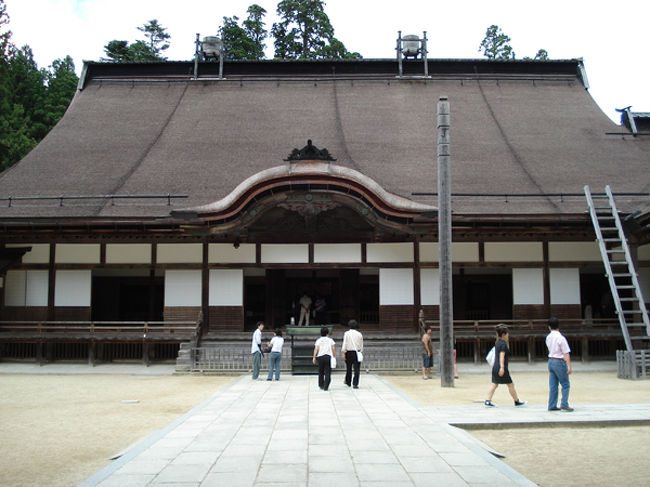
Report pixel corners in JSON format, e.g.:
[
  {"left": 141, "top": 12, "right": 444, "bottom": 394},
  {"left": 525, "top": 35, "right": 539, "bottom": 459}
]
[{"left": 76, "top": 373, "right": 650, "bottom": 487}]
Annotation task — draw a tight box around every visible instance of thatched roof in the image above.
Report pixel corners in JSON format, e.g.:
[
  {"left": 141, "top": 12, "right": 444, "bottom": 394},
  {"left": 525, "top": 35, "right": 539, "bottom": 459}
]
[{"left": 0, "top": 59, "right": 647, "bottom": 222}]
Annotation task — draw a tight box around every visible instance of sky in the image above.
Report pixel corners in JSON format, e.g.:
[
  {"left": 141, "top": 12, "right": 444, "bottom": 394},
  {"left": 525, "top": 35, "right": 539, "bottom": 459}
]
[{"left": 5, "top": 0, "right": 650, "bottom": 123}]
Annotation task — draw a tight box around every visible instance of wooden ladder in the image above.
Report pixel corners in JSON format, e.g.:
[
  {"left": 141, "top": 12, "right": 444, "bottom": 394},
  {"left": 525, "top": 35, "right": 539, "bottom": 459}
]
[{"left": 584, "top": 185, "right": 650, "bottom": 353}]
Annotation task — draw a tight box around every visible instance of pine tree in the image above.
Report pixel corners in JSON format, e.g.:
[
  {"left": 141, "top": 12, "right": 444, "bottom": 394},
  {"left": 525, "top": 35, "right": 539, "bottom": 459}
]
[{"left": 271, "top": 0, "right": 360, "bottom": 60}]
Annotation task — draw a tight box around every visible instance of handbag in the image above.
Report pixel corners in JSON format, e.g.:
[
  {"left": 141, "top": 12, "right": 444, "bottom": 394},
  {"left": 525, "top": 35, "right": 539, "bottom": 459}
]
[
  {"left": 356, "top": 350, "right": 364, "bottom": 363},
  {"left": 486, "top": 346, "right": 495, "bottom": 367},
  {"left": 330, "top": 356, "right": 337, "bottom": 368}
]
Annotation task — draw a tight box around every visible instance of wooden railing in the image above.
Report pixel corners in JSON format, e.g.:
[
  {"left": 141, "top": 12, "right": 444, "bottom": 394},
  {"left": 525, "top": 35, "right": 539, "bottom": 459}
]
[
  {"left": 418, "top": 316, "right": 623, "bottom": 363},
  {"left": 0, "top": 320, "right": 200, "bottom": 341},
  {"left": 420, "top": 317, "right": 621, "bottom": 337},
  {"left": 0, "top": 318, "right": 202, "bottom": 366}
]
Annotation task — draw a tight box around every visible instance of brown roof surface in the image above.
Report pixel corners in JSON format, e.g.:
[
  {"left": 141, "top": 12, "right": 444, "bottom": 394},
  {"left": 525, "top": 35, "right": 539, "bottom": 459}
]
[{"left": 0, "top": 59, "right": 647, "bottom": 220}]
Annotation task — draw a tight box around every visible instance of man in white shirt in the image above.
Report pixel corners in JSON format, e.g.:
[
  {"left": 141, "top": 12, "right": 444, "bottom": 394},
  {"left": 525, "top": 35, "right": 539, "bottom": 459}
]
[
  {"left": 251, "top": 321, "right": 264, "bottom": 379},
  {"left": 546, "top": 317, "right": 573, "bottom": 411},
  {"left": 342, "top": 319, "right": 364, "bottom": 388},
  {"left": 298, "top": 293, "right": 312, "bottom": 327}
]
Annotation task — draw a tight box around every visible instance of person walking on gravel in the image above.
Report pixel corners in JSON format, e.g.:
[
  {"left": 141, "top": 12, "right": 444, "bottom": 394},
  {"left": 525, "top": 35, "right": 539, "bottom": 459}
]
[{"left": 485, "top": 325, "right": 526, "bottom": 408}]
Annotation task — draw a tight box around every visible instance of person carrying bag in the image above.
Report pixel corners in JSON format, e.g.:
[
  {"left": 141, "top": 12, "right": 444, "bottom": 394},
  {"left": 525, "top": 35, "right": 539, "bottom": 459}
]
[
  {"left": 342, "top": 319, "right": 364, "bottom": 389},
  {"left": 312, "top": 326, "right": 336, "bottom": 391}
]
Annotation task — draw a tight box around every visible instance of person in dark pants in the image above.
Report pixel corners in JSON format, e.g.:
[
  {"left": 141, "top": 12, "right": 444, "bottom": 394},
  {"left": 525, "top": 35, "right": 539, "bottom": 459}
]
[
  {"left": 312, "top": 326, "right": 336, "bottom": 391},
  {"left": 484, "top": 325, "right": 526, "bottom": 407},
  {"left": 342, "top": 319, "right": 364, "bottom": 389}
]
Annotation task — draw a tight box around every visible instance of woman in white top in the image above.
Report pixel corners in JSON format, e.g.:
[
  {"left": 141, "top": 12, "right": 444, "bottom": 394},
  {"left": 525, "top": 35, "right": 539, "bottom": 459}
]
[
  {"left": 312, "top": 326, "right": 336, "bottom": 391},
  {"left": 266, "top": 328, "right": 285, "bottom": 381}
]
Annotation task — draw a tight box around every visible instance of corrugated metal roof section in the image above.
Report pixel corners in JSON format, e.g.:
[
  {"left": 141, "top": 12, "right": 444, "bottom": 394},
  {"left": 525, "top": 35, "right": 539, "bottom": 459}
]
[{"left": 82, "top": 58, "right": 585, "bottom": 84}]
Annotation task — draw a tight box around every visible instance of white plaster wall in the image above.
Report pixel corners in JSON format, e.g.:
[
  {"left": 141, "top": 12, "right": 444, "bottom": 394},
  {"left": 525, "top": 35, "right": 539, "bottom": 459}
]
[
  {"left": 379, "top": 268, "right": 414, "bottom": 305},
  {"left": 367, "top": 243, "right": 414, "bottom": 263},
  {"left": 55, "top": 270, "right": 91, "bottom": 306},
  {"left": 639, "top": 244, "right": 650, "bottom": 261},
  {"left": 55, "top": 244, "right": 100, "bottom": 264},
  {"left": 209, "top": 243, "right": 256, "bottom": 263},
  {"left": 512, "top": 268, "right": 544, "bottom": 305},
  {"left": 261, "top": 244, "right": 309, "bottom": 263},
  {"left": 550, "top": 268, "right": 581, "bottom": 305},
  {"left": 25, "top": 270, "right": 48, "bottom": 306},
  {"left": 164, "top": 270, "right": 201, "bottom": 307},
  {"left": 485, "top": 242, "right": 542, "bottom": 262},
  {"left": 157, "top": 244, "right": 203, "bottom": 264},
  {"left": 419, "top": 242, "right": 479, "bottom": 263},
  {"left": 314, "top": 243, "right": 361, "bottom": 263},
  {"left": 6, "top": 243, "right": 50, "bottom": 264},
  {"left": 105, "top": 244, "right": 151, "bottom": 264},
  {"left": 209, "top": 269, "right": 243, "bottom": 306},
  {"left": 5, "top": 270, "right": 26, "bottom": 306},
  {"left": 420, "top": 268, "right": 440, "bottom": 305},
  {"left": 549, "top": 242, "right": 601, "bottom": 261}
]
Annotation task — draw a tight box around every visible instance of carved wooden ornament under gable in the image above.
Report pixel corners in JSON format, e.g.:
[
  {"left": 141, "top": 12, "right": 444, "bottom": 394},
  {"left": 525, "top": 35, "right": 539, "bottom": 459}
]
[{"left": 284, "top": 139, "right": 336, "bottom": 162}]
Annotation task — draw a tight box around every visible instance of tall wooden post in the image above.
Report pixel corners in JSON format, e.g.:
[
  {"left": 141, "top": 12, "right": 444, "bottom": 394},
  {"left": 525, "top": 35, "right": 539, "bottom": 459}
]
[{"left": 437, "top": 96, "right": 454, "bottom": 387}]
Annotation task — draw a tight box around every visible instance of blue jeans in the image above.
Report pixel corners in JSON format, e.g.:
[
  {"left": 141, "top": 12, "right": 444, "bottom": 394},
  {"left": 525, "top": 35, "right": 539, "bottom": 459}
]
[
  {"left": 548, "top": 359, "right": 570, "bottom": 408},
  {"left": 252, "top": 351, "right": 261, "bottom": 379},
  {"left": 267, "top": 351, "right": 282, "bottom": 380}
]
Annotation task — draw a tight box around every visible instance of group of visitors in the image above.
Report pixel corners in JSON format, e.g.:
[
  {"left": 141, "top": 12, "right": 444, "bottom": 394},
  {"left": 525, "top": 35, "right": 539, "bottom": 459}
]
[
  {"left": 250, "top": 321, "right": 285, "bottom": 381},
  {"left": 483, "top": 316, "right": 573, "bottom": 411},
  {"left": 253, "top": 314, "right": 573, "bottom": 411},
  {"left": 251, "top": 319, "right": 364, "bottom": 390}
]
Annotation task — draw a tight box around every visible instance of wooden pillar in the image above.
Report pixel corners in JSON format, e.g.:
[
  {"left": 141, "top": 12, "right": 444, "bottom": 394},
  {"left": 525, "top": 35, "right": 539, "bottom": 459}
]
[
  {"left": 413, "top": 240, "right": 421, "bottom": 331},
  {"left": 36, "top": 342, "right": 43, "bottom": 366},
  {"left": 437, "top": 96, "right": 454, "bottom": 387},
  {"left": 201, "top": 242, "right": 209, "bottom": 334},
  {"left": 88, "top": 341, "right": 96, "bottom": 367},
  {"left": 142, "top": 342, "right": 150, "bottom": 366},
  {"left": 47, "top": 243, "right": 56, "bottom": 321},
  {"left": 543, "top": 241, "right": 551, "bottom": 317}
]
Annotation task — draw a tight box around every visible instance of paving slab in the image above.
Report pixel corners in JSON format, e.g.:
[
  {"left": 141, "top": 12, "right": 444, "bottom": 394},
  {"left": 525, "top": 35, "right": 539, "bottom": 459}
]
[{"left": 76, "top": 372, "right": 649, "bottom": 487}]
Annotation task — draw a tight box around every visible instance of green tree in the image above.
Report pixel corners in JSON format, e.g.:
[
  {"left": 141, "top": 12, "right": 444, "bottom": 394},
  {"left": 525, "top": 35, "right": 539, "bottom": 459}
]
[
  {"left": 102, "top": 40, "right": 133, "bottom": 62},
  {"left": 103, "top": 20, "right": 170, "bottom": 62},
  {"left": 242, "top": 4, "right": 267, "bottom": 59},
  {"left": 0, "top": 2, "right": 78, "bottom": 170},
  {"left": 44, "top": 56, "right": 78, "bottom": 126},
  {"left": 0, "top": 0, "right": 10, "bottom": 59},
  {"left": 137, "top": 19, "right": 170, "bottom": 59},
  {"left": 0, "top": 45, "right": 45, "bottom": 169},
  {"left": 479, "top": 25, "right": 515, "bottom": 60},
  {"left": 219, "top": 4, "right": 267, "bottom": 60},
  {"left": 534, "top": 49, "right": 549, "bottom": 60},
  {"left": 271, "top": 0, "right": 360, "bottom": 59}
]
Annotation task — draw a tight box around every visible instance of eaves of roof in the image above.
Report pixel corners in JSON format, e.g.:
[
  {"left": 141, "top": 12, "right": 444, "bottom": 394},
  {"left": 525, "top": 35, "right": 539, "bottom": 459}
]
[{"left": 80, "top": 58, "right": 586, "bottom": 88}]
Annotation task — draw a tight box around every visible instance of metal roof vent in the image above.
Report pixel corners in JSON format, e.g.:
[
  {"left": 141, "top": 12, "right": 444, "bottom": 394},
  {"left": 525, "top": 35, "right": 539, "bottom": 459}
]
[
  {"left": 193, "top": 33, "right": 224, "bottom": 80},
  {"left": 201, "top": 36, "right": 223, "bottom": 58},
  {"left": 396, "top": 31, "right": 429, "bottom": 77},
  {"left": 401, "top": 35, "right": 421, "bottom": 58}
]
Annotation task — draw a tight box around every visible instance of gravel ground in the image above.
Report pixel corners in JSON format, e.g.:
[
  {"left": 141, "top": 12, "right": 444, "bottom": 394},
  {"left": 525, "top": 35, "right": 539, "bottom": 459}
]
[{"left": 0, "top": 367, "right": 648, "bottom": 487}]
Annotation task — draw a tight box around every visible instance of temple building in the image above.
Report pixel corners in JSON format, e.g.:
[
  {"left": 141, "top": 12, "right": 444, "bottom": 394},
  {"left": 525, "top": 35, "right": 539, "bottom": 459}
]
[{"left": 0, "top": 55, "right": 648, "bottom": 366}]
